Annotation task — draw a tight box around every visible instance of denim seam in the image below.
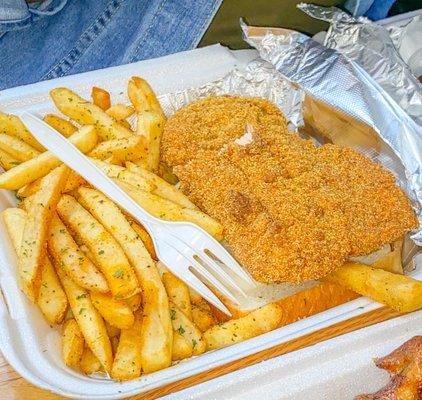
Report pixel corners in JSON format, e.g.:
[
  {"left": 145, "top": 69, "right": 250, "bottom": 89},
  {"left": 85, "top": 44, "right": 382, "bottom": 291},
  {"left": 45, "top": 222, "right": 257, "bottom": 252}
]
[
  {"left": 190, "top": 0, "right": 223, "bottom": 49},
  {"left": 128, "top": 0, "right": 167, "bottom": 63},
  {"left": 41, "top": 0, "right": 122, "bottom": 80}
]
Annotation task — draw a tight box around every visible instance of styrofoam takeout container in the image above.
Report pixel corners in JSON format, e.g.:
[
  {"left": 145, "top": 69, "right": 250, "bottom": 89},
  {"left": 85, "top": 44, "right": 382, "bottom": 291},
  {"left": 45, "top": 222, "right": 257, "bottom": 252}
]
[{"left": 0, "top": 45, "right": 420, "bottom": 399}]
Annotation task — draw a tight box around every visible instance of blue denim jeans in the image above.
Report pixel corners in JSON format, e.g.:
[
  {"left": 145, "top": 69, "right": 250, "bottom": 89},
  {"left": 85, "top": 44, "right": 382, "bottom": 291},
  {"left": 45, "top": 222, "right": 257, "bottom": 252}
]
[{"left": 0, "top": 0, "right": 222, "bottom": 90}]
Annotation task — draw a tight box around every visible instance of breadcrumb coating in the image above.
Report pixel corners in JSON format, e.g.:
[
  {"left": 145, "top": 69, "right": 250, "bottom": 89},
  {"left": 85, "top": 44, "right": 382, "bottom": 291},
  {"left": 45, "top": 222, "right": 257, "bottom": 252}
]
[{"left": 161, "top": 96, "right": 418, "bottom": 284}]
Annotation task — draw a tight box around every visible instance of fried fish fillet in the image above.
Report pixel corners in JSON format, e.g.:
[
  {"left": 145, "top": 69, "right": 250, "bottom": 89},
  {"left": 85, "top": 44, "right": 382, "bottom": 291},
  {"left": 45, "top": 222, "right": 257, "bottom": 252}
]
[{"left": 161, "top": 96, "right": 418, "bottom": 284}]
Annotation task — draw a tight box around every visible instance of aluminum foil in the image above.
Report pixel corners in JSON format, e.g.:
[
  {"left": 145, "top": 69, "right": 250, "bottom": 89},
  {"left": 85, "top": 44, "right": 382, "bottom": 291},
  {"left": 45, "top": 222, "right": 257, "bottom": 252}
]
[
  {"left": 298, "top": 3, "right": 422, "bottom": 125},
  {"left": 159, "top": 59, "right": 304, "bottom": 130}
]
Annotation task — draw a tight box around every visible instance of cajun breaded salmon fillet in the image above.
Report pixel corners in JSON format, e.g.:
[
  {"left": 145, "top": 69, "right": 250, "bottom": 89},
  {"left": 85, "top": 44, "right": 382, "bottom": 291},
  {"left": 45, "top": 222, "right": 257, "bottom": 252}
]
[{"left": 161, "top": 96, "right": 418, "bottom": 284}]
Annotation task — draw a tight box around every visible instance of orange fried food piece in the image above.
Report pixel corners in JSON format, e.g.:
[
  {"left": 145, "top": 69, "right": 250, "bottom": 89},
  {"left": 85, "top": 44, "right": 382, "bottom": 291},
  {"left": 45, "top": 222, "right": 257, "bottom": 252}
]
[
  {"left": 356, "top": 336, "right": 422, "bottom": 400},
  {"left": 161, "top": 96, "right": 418, "bottom": 283}
]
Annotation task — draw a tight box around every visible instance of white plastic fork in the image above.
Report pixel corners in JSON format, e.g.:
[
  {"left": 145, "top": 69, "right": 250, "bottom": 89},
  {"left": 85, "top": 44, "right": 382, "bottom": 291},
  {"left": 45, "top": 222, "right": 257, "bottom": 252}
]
[{"left": 21, "top": 113, "right": 256, "bottom": 315}]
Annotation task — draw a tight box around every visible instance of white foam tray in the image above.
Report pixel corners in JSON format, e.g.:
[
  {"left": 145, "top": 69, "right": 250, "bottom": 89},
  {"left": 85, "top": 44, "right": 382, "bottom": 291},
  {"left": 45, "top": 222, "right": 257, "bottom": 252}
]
[
  {"left": 0, "top": 45, "right": 420, "bottom": 399},
  {"left": 167, "top": 310, "right": 422, "bottom": 400}
]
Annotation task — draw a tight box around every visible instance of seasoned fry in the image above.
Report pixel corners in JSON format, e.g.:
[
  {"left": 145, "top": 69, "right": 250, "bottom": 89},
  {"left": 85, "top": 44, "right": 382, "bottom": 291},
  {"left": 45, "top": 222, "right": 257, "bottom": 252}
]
[
  {"left": 50, "top": 88, "right": 133, "bottom": 140},
  {"left": 128, "top": 76, "right": 163, "bottom": 115},
  {"left": 91, "top": 87, "right": 111, "bottom": 111},
  {"left": 325, "top": 262, "right": 422, "bottom": 313},
  {"left": 105, "top": 321, "right": 120, "bottom": 338},
  {"left": 18, "top": 171, "right": 86, "bottom": 198},
  {"left": 91, "top": 159, "right": 154, "bottom": 192},
  {"left": 75, "top": 187, "right": 172, "bottom": 373},
  {"left": 2, "top": 208, "right": 27, "bottom": 251},
  {"left": 89, "top": 136, "right": 146, "bottom": 164},
  {"left": 117, "top": 180, "right": 224, "bottom": 240},
  {"left": 48, "top": 214, "right": 108, "bottom": 292},
  {"left": 125, "top": 293, "right": 142, "bottom": 312},
  {"left": 38, "top": 256, "right": 69, "bottom": 325},
  {"left": 0, "top": 111, "right": 44, "bottom": 151},
  {"left": 62, "top": 319, "right": 84, "bottom": 367},
  {"left": 169, "top": 301, "right": 205, "bottom": 356},
  {"left": 106, "top": 104, "right": 135, "bottom": 120},
  {"left": 110, "top": 311, "right": 143, "bottom": 381},
  {"left": 126, "top": 162, "right": 197, "bottom": 209},
  {"left": 2, "top": 207, "right": 68, "bottom": 324},
  {"left": 80, "top": 346, "right": 103, "bottom": 375},
  {"left": 57, "top": 194, "right": 139, "bottom": 299},
  {"left": 126, "top": 218, "right": 157, "bottom": 260},
  {"left": 90, "top": 291, "right": 134, "bottom": 330},
  {"left": 163, "top": 271, "right": 192, "bottom": 320},
  {"left": 192, "top": 300, "right": 217, "bottom": 332},
  {"left": 43, "top": 114, "right": 78, "bottom": 138},
  {"left": 0, "top": 134, "right": 40, "bottom": 161},
  {"left": 0, "top": 148, "right": 20, "bottom": 171},
  {"left": 0, "top": 125, "right": 97, "bottom": 190},
  {"left": 55, "top": 266, "right": 113, "bottom": 372},
  {"left": 172, "top": 330, "right": 193, "bottom": 361},
  {"left": 136, "top": 110, "right": 165, "bottom": 173},
  {"left": 18, "top": 165, "right": 69, "bottom": 301},
  {"left": 188, "top": 287, "right": 203, "bottom": 305},
  {"left": 203, "top": 303, "right": 283, "bottom": 350}
]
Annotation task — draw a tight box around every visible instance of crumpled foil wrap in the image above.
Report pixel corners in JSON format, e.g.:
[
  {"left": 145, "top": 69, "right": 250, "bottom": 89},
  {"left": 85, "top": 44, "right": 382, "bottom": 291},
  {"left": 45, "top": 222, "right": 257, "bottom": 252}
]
[
  {"left": 158, "top": 23, "right": 421, "bottom": 260},
  {"left": 298, "top": 3, "right": 422, "bottom": 125}
]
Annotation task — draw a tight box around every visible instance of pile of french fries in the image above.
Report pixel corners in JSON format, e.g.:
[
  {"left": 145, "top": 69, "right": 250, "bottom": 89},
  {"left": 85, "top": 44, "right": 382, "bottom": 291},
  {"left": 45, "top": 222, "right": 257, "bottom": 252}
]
[{"left": 0, "top": 77, "right": 421, "bottom": 381}]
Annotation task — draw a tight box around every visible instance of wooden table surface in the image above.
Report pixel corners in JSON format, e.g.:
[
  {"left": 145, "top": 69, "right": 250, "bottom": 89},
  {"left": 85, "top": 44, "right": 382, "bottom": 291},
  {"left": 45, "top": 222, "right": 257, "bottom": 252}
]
[{"left": 0, "top": 306, "right": 401, "bottom": 400}]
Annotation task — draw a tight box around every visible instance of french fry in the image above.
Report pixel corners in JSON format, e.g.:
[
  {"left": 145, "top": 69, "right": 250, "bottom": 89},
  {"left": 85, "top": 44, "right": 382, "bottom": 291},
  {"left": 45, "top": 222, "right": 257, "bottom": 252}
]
[
  {"left": 105, "top": 321, "right": 120, "bottom": 338},
  {"left": 90, "top": 291, "right": 134, "bottom": 330},
  {"left": 117, "top": 180, "right": 224, "bottom": 240},
  {"left": 188, "top": 287, "right": 203, "bottom": 305},
  {"left": 117, "top": 119, "right": 132, "bottom": 130},
  {"left": 0, "top": 134, "right": 40, "bottom": 161},
  {"left": 325, "top": 262, "right": 422, "bottom": 313},
  {"left": 126, "top": 218, "right": 157, "bottom": 260},
  {"left": 2, "top": 208, "right": 27, "bottom": 251},
  {"left": 172, "top": 331, "right": 193, "bottom": 361},
  {"left": 43, "top": 114, "right": 78, "bottom": 138},
  {"left": 91, "top": 87, "right": 111, "bottom": 111},
  {"left": 89, "top": 136, "right": 146, "bottom": 163},
  {"left": 91, "top": 159, "right": 154, "bottom": 192},
  {"left": 55, "top": 265, "right": 113, "bottom": 373},
  {"left": 136, "top": 110, "right": 165, "bottom": 173},
  {"left": 80, "top": 346, "right": 103, "bottom": 375},
  {"left": 56, "top": 194, "right": 139, "bottom": 299},
  {"left": 18, "top": 165, "right": 69, "bottom": 301},
  {"left": 62, "top": 319, "right": 84, "bottom": 367},
  {"left": 169, "top": 301, "right": 205, "bottom": 356},
  {"left": 0, "top": 111, "right": 44, "bottom": 151},
  {"left": 127, "top": 76, "right": 163, "bottom": 115},
  {"left": 18, "top": 171, "right": 87, "bottom": 198},
  {"left": 0, "top": 125, "right": 97, "bottom": 190},
  {"left": 50, "top": 88, "right": 133, "bottom": 140},
  {"left": 2, "top": 208, "right": 68, "bottom": 324},
  {"left": 110, "top": 311, "right": 143, "bottom": 381},
  {"left": 203, "top": 303, "right": 283, "bottom": 350},
  {"left": 75, "top": 187, "right": 172, "bottom": 373},
  {"left": 125, "top": 293, "right": 142, "bottom": 312},
  {"left": 0, "top": 148, "right": 20, "bottom": 171},
  {"left": 106, "top": 104, "right": 135, "bottom": 120},
  {"left": 126, "top": 162, "right": 197, "bottom": 209},
  {"left": 38, "top": 256, "right": 69, "bottom": 325},
  {"left": 48, "top": 214, "right": 108, "bottom": 292},
  {"left": 192, "top": 300, "right": 217, "bottom": 332},
  {"left": 163, "top": 271, "right": 192, "bottom": 320}
]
